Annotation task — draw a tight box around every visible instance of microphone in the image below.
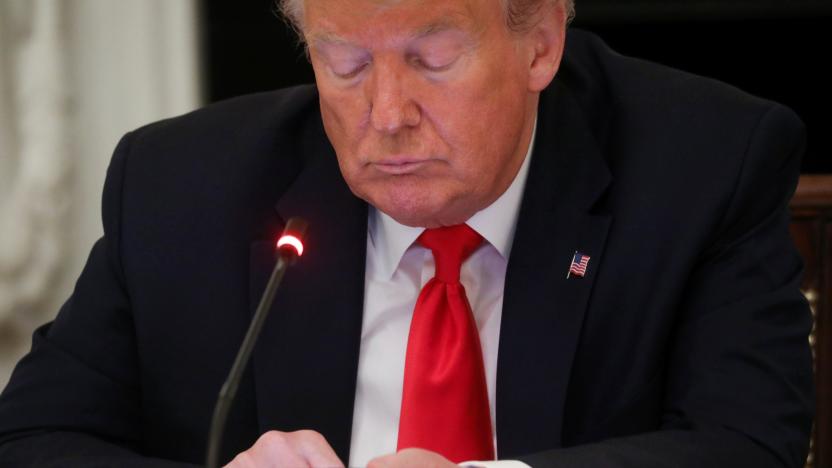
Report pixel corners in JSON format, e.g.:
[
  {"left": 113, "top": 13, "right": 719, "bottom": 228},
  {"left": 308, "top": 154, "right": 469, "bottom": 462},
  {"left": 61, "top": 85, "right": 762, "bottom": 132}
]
[{"left": 205, "top": 217, "right": 309, "bottom": 468}]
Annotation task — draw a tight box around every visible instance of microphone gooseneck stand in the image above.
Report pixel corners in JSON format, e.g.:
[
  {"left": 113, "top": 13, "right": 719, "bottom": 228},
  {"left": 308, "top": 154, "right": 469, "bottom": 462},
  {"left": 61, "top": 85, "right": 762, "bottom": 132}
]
[{"left": 205, "top": 218, "right": 308, "bottom": 468}]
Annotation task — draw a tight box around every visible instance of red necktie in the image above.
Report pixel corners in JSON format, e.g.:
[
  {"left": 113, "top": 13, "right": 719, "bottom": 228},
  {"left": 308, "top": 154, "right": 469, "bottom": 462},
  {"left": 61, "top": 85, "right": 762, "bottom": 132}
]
[{"left": 397, "top": 224, "right": 495, "bottom": 462}]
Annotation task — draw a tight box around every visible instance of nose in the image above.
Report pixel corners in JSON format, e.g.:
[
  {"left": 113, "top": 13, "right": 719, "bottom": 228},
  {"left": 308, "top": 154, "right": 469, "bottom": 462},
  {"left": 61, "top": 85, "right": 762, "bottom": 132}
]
[{"left": 366, "top": 58, "right": 421, "bottom": 133}]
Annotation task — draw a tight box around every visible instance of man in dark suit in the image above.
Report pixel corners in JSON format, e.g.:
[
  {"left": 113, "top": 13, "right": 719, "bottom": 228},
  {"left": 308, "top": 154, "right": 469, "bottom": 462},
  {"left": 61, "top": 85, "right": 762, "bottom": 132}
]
[{"left": 0, "top": 0, "right": 814, "bottom": 466}]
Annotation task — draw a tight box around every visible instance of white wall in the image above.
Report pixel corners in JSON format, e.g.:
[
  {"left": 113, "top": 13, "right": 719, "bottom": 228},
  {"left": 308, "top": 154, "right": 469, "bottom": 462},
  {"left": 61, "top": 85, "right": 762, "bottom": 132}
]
[{"left": 0, "top": 0, "right": 202, "bottom": 386}]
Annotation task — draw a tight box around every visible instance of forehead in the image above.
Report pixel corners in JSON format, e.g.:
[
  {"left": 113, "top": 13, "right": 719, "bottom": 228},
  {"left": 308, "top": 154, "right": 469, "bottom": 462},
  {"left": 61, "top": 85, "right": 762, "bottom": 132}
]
[{"left": 304, "top": 0, "right": 499, "bottom": 47}]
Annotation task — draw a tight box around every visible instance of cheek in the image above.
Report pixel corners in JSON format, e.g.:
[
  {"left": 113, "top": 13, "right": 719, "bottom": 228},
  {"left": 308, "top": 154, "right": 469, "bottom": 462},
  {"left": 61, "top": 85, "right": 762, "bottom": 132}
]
[
  {"left": 426, "top": 78, "right": 526, "bottom": 175},
  {"left": 318, "top": 89, "right": 368, "bottom": 162}
]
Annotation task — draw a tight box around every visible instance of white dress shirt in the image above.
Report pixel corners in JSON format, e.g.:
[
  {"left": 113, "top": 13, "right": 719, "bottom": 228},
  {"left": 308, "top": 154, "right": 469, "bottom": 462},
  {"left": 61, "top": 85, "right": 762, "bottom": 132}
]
[{"left": 348, "top": 123, "right": 536, "bottom": 468}]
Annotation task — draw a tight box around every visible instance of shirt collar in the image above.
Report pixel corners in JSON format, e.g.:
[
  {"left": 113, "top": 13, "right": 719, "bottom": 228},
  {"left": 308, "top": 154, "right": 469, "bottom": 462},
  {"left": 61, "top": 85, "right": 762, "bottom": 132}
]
[{"left": 369, "top": 118, "right": 537, "bottom": 280}]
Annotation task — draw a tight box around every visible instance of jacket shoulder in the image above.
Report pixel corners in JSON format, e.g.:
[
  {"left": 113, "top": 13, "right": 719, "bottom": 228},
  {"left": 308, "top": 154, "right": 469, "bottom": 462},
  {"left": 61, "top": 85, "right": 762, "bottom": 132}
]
[
  {"left": 555, "top": 29, "right": 806, "bottom": 261},
  {"left": 559, "top": 29, "right": 804, "bottom": 194},
  {"left": 105, "top": 85, "right": 328, "bottom": 247},
  {"left": 561, "top": 28, "right": 803, "bottom": 140},
  {"left": 128, "top": 85, "right": 321, "bottom": 159}
]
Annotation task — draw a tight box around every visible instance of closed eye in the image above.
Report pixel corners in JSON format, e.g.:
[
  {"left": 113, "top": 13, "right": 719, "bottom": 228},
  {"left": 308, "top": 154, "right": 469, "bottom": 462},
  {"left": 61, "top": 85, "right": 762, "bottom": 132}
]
[
  {"left": 409, "top": 55, "right": 457, "bottom": 73},
  {"left": 331, "top": 61, "right": 370, "bottom": 80}
]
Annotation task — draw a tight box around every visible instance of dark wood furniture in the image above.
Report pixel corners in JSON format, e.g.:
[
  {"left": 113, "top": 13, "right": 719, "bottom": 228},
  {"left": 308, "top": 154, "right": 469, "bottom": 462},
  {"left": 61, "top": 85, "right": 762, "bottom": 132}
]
[{"left": 790, "top": 175, "right": 832, "bottom": 468}]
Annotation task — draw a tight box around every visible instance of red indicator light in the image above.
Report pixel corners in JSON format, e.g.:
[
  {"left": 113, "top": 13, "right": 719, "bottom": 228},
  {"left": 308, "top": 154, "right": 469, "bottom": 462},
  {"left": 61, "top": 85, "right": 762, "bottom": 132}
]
[{"left": 277, "top": 235, "right": 304, "bottom": 257}]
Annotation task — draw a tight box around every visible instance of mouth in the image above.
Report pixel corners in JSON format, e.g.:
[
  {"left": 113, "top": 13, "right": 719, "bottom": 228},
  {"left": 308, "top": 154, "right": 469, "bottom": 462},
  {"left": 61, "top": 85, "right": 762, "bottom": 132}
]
[{"left": 371, "top": 157, "right": 432, "bottom": 175}]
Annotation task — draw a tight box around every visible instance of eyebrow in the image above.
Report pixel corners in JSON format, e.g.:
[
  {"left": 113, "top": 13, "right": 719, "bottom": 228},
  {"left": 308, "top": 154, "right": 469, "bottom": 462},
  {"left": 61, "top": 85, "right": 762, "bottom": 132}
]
[
  {"left": 308, "top": 17, "right": 470, "bottom": 49},
  {"left": 413, "top": 20, "right": 460, "bottom": 39},
  {"left": 308, "top": 32, "right": 353, "bottom": 48}
]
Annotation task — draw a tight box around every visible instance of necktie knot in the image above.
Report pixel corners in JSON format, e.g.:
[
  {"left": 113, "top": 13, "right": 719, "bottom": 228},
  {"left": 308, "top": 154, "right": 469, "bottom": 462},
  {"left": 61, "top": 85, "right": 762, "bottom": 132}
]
[{"left": 418, "top": 224, "right": 483, "bottom": 283}]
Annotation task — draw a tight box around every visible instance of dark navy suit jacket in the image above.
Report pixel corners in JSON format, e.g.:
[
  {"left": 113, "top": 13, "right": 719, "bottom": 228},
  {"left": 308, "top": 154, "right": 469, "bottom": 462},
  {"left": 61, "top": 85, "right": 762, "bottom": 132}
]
[{"left": 0, "top": 30, "right": 814, "bottom": 467}]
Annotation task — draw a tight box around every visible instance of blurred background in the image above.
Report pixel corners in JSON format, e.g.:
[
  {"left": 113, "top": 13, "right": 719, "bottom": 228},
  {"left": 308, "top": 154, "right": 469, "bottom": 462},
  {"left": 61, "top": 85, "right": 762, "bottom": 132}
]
[
  {"left": 1, "top": 0, "right": 830, "bottom": 446},
  {"left": 0, "top": 0, "right": 201, "bottom": 386}
]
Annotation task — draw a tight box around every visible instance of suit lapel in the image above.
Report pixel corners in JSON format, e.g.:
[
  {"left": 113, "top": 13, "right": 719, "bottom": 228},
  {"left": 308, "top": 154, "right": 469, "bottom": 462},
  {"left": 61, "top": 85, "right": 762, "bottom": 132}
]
[
  {"left": 248, "top": 116, "right": 367, "bottom": 463},
  {"left": 496, "top": 80, "right": 613, "bottom": 457}
]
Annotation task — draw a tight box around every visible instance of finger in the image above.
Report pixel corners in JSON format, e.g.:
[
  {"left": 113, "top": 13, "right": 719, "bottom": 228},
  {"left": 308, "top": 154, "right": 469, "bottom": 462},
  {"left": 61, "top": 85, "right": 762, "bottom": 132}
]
[
  {"left": 292, "top": 430, "right": 345, "bottom": 468},
  {"left": 224, "top": 445, "right": 306, "bottom": 468},
  {"left": 366, "top": 452, "right": 395, "bottom": 468},
  {"left": 369, "top": 448, "right": 456, "bottom": 468},
  {"left": 254, "top": 430, "right": 310, "bottom": 467}
]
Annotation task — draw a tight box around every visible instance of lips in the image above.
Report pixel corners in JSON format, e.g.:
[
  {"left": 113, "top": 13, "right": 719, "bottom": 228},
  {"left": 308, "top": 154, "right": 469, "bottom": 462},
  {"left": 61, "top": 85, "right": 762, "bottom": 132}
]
[{"left": 371, "top": 156, "right": 432, "bottom": 175}]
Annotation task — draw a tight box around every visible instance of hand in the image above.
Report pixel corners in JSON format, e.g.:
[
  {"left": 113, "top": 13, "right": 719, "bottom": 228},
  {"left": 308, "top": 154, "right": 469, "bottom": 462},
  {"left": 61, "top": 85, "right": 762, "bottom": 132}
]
[
  {"left": 225, "top": 430, "right": 344, "bottom": 468},
  {"left": 367, "top": 448, "right": 457, "bottom": 468}
]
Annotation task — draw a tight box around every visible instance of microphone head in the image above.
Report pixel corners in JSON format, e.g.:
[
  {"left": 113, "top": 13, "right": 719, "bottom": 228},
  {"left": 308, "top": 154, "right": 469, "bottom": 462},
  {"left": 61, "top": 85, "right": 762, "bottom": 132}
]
[{"left": 276, "top": 217, "right": 308, "bottom": 261}]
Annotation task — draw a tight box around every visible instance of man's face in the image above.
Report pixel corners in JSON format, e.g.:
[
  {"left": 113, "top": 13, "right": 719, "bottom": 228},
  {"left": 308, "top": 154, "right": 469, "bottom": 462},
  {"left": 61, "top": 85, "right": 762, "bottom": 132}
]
[{"left": 305, "top": 0, "right": 551, "bottom": 227}]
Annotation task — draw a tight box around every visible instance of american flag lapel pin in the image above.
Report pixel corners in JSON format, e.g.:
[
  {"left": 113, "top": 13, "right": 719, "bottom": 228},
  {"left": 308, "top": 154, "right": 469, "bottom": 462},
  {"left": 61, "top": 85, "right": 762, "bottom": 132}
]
[{"left": 567, "top": 251, "right": 590, "bottom": 279}]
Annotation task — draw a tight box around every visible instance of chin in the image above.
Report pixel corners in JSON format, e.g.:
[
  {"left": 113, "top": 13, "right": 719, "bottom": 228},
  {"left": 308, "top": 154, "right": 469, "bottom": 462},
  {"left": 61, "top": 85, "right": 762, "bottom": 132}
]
[
  {"left": 374, "top": 197, "right": 472, "bottom": 228},
  {"left": 351, "top": 177, "right": 474, "bottom": 227}
]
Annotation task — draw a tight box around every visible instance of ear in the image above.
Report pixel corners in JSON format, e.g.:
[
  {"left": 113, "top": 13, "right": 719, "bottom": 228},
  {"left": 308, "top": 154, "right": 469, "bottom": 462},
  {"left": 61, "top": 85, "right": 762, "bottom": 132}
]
[{"left": 526, "top": 3, "right": 567, "bottom": 92}]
